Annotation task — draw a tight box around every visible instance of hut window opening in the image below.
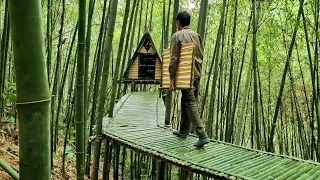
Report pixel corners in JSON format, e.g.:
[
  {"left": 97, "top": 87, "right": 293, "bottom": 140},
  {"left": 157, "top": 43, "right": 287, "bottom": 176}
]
[{"left": 139, "top": 53, "right": 156, "bottom": 79}]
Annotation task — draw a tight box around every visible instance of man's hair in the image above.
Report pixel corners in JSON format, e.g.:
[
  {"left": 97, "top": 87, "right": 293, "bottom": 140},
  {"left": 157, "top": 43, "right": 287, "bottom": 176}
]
[{"left": 176, "top": 11, "right": 190, "bottom": 27}]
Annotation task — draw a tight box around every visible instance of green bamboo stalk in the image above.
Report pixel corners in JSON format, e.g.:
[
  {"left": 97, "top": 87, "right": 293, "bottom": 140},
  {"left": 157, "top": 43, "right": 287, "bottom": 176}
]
[
  {"left": 76, "top": 0, "right": 86, "bottom": 178},
  {"left": 121, "top": 147, "right": 126, "bottom": 180},
  {"left": 0, "top": 158, "right": 19, "bottom": 180},
  {"left": 313, "top": 0, "right": 320, "bottom": 161},
  {"left": 102, "top": 140, "right": 112, "bottom": 180},
  {"left": 144, "top": 0, "right": 149, "bottom": 31},
  {"left": 137, "top": 0, "right": 143, "bottom": 46},
  {"left": 52, "top": 0, "right": 66, "bottom": 152},
  {"left": 46, "top": 0, "right": 52, "bottom": 84},
  {"left": 114, "top": 144, "right": 120, "bottom": 180},
  {"left": 215, "top": 72, "right": 222, "bottom": 139},
  {"left": 252, "top": 0, "right": 261, "bottom": 150},
  {"left": 84, "top": 0, "right": 96, "bottom": 143},
  {"left": 158, "top": 160, "right": 165, "bottom": 180},
  {"left": 297, "top": 43, "right": 315, "bottom": 159},
  {"left": 137, "top": 154, "right": 142, "bottom": 179},
  {"left": 109, "top": 0, "right": 131, "bottom": 118},
  {"left": 205, "top": 0, "right": 227, "bottom": 137},
  {"left": 85, "top": 0, "right": 109, "bottom": 176},
  {"left": 9, "top": 0, "right": 51, "bottom": 178},
  {"left": 128, "top": 0, "right": 140, "bottom": 61},
  {"left": 164, "top": 0, "right": 172, "bottom": 48},
  {"left": 2, "top": 17, "right": 10, "bottom": 106},
  {"left": 218, "top": 16, "right": 228, "bottom": 140},
  {"left": 235, "top": 58, "right": 253, "bottom": 145},
  {"left": 268, "top": 0, "right": 304, "bottom": 152},
  {"left": 164, "top": 0, "right": 179, "bottom": 127},
  {"left": 224, "top": 0, "right": 238, "bottom": 143},
  {"left": 92, "top": 0, "right": 118, "bottom": 179},
  {"left": 302, "top": 8, "right": 319, "bottom": 160},
  {"left": 0, "top": 1, "right": 9, "bottom": 120},
  {"left": 160, "top": 0, "right": 165, "bottom": 51},
  {"left": 171, "top": 0, "right": 179, "bottom": 35},
  {"left": 123, "top": 0, "right": 140, "bottom": 95},
  {"left": 66, "top": 50, "right": 77, "bottom": 124},
  {"left": 197, "top": 0, "right": 204, "bottom": 33},
  {"left": 148, "top": 0, "right": 155, "bottom": 31},
  {"left": 102, "top": 140, "right": 109, "bottom": 180},
  {"left": 116, "top": 0, "right": 138, "bottom": 99},
  {"left": 62, "top": 100, "right": 74, "bottom": 177},
  {"left": 280, "top": 25, "right": 310, "bottom": 158},
  {"left": 289, "top": 64, "right": 309, "bottom": 158},
  {"left": 130, "top": 151, "right": 133, "bottom": 180},
  {"left": 200, "top": 0, "right": 227, "bottom": 120},
  {"left": 231, "top": 11, "right": 252, "bottom": 145},
  {"left": 257, "top": 64, "right": 267, "bottom": 148},
  {"left": 198, "top": 0, "right": 208, "bottom": 40},
  {"left": 55, "top": 23, "right": 78, "bottom": 160}
]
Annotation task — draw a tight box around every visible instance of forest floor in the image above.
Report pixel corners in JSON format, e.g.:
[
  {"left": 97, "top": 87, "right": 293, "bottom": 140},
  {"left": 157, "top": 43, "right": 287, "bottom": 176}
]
[{"left": 0, "top": 121, "right": 102, "bottom": 180}]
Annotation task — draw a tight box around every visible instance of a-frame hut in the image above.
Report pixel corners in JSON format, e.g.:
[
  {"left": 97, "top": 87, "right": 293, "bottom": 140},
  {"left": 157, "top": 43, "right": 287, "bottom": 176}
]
[{"left": 123, "top": 32, "right": 162, "bottom": 84}]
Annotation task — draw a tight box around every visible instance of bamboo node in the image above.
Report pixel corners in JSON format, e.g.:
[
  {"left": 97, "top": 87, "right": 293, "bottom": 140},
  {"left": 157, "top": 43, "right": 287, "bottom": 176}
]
[
  {"left": 75, "top": 121, "right": 85, "bottom": 124},
  {"left": 16, "top": 98, "right": 51, "bottom": 105}
]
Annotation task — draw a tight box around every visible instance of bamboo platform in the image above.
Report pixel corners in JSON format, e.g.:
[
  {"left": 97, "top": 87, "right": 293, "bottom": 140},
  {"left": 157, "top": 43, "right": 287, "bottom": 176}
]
[{"left": 102, "top": 92, "right": 320, "bottom": 180}]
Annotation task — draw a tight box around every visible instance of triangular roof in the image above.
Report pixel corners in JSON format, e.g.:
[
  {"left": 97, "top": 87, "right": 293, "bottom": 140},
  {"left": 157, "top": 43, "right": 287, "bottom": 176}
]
[{"left": 123, "top": 32, "right": 162, "bottom": 79}]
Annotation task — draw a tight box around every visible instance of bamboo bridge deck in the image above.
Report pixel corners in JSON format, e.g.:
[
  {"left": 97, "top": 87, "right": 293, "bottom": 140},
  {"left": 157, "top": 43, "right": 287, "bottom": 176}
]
[{"left": 102, "top": 92, "right": 320, "bottom": 179}]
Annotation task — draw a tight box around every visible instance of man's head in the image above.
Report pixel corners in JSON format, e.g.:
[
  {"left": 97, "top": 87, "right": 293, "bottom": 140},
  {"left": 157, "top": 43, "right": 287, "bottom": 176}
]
[{"left": 176, "top": 11, "right": 190, "bottom": 31}]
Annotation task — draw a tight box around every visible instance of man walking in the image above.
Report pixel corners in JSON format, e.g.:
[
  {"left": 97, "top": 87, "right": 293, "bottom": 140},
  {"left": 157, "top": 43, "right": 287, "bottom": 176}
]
[{"left": 169, "top": 11, "right": 210, "bottom": 147}]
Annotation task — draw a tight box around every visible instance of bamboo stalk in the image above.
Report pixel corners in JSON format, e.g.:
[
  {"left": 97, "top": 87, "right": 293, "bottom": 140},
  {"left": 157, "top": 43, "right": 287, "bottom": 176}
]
[
  {"left": 92, "top": 0, "right": 119, "bottom": 179},
  {"left": 109, "top": 0, "right": 131, "bottom": 118},
  {"left": 268, "top": 0, "right": 305, "bottom": 152},
  {"left": 9, "top": 0, "right": 51, "bottom": 178},
  {"left": 0, "top": 158, "right": 19, "bottom": 180}
]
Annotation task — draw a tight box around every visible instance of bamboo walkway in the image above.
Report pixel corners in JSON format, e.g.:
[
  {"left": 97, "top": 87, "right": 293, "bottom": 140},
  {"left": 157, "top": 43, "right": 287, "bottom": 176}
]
[{"left": 102, "top": 92, "right": 320, "bottom": 180}]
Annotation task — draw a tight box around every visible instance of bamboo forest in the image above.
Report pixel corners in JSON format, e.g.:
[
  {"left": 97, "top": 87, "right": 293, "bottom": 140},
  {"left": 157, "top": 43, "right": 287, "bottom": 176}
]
[{"left": 1, "top": 0, "right": 320, "bottom": 179}]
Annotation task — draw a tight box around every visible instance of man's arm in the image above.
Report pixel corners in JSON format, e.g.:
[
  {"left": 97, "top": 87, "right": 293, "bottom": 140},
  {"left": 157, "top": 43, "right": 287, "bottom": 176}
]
[{"left": 169, "top": 34, "right": 180, "bottom": 80}]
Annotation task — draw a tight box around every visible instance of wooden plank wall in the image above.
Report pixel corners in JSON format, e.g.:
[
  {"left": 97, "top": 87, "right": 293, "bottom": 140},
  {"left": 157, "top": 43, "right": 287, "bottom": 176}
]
[
  {"left": 162, "top": 49, "right": 170, "bottom": 88},
  {"left": 161, "top": 42, "right": 194, "bottom": 89}
]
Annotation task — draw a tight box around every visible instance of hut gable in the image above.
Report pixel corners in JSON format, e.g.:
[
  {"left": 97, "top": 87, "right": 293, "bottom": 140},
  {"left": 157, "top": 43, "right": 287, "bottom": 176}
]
[{"left": 123, "top": 32, "right": 162, "bottom": 84}]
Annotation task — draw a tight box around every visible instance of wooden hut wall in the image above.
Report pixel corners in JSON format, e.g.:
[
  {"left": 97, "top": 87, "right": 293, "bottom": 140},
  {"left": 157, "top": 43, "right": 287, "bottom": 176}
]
[
  {"left": 162, "top": 49, "right": 170, "bottom": 88},
  {"left": 128, "top": 57, "right": 139, "bottom": 79}
]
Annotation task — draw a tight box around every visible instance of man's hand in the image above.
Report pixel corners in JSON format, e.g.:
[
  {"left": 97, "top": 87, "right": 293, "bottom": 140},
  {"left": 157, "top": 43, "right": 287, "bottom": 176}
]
[{"left": 170, "top": 79, "right": 175, "bottom": 91}]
